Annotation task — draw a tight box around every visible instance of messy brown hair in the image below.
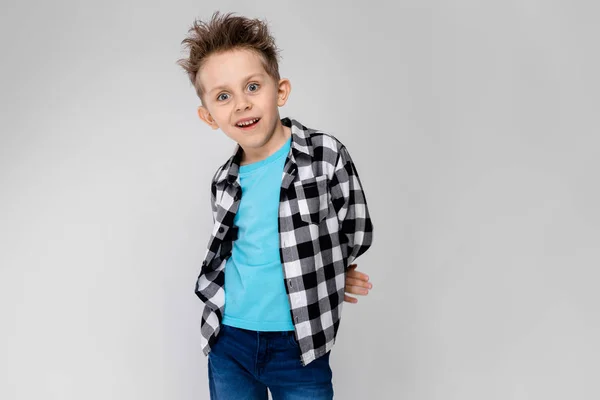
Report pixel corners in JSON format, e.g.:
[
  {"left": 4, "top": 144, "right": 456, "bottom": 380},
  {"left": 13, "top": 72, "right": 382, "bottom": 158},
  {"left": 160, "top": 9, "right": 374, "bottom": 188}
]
[{"left": 176, "top": 11, "right": 282, "bottom": 103}]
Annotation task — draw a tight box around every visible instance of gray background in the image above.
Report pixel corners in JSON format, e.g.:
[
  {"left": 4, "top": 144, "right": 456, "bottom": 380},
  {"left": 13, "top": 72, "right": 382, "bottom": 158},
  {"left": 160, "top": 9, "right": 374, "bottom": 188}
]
[{"left": 1, "top": 0, "right": 599, "bottom": 399}]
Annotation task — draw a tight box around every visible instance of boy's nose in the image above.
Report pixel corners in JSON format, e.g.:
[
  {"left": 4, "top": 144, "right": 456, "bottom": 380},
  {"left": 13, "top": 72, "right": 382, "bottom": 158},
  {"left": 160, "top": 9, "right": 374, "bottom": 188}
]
[{"left": 235, "top": 99, "right": 252, "bottom": 112}]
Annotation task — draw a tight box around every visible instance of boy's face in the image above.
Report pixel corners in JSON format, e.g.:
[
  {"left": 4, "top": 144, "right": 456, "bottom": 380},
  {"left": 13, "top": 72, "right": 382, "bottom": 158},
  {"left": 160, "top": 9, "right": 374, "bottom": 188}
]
[{"left": 196, "top": 48, "right": 291, "bottom": 163}]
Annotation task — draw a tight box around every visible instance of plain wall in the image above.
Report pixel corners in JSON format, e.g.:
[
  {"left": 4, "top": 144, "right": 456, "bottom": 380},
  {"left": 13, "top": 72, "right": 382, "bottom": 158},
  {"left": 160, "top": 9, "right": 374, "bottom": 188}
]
[{"left": 1, "top": 0, "right": 599, "bottom": 399}]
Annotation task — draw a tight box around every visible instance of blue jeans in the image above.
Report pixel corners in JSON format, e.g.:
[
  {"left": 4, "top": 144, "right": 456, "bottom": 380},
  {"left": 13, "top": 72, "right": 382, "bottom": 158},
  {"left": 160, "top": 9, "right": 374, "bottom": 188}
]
[{"left": 207, "top": 324, "right": 334, "bottom": 399}]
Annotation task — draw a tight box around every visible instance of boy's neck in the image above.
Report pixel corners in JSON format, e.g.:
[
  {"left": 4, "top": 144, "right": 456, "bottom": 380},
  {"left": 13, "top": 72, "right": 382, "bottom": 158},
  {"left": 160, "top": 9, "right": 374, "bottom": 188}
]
[{"left": 240, "top": 121, "right": 291, "bottom": 165}]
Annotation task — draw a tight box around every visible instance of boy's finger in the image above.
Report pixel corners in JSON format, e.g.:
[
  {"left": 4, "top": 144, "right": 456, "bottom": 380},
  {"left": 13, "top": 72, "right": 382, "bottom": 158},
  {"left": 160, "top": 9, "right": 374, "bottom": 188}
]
[
  {"left": 344, "top": 294, "right": 358, "bottom": 303},
  {"left": 347, "top": 270, "right": 369, "bottom": 281},
  {"left": 345, "top": 285, "right": 369, "bottom": 295},
  {"left": 346, "top": 278, "right": 372, "bottom": 288}
]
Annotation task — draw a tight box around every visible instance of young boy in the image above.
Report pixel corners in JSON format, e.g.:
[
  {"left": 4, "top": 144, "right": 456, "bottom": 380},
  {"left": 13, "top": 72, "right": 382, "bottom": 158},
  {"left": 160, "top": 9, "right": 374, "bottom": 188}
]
[{"left": 177, "top": 11, "right": 374, "bottom": 400}]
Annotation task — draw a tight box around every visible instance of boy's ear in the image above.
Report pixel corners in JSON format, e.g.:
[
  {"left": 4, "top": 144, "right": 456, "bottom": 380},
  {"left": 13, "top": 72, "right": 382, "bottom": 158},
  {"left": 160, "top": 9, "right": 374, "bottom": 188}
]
[
  {"left": 277, "top": 78, "right": 291, "bottom": 107},
  {"left": 197, "top": 106, "right": 219, "bottom": 130}
]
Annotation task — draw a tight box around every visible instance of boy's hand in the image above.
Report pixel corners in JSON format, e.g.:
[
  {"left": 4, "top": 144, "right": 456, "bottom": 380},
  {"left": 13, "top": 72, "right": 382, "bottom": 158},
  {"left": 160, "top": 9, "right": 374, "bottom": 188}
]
[{"left": 344, "top": 264, "right": 373, "bottom": 303}]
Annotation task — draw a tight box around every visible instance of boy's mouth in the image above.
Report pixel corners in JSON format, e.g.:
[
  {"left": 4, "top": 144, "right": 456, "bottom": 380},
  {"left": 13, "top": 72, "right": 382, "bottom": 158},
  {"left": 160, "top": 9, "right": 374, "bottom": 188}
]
[{"left": 235, "top": 117, "right": 261, "bottom": 130}]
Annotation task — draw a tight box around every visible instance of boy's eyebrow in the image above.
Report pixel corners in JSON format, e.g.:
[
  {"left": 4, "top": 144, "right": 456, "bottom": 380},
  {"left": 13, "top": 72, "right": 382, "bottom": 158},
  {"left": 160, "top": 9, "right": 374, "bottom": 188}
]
[{"left": 207, "top": 73, "right": 266, "bottom": 94}]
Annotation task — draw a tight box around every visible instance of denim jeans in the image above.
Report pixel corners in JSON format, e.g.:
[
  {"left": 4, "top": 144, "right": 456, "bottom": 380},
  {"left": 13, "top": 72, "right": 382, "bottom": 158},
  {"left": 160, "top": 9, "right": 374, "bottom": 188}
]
[{"left": 207, "top": 324, "right": 334, "bottom": 399}]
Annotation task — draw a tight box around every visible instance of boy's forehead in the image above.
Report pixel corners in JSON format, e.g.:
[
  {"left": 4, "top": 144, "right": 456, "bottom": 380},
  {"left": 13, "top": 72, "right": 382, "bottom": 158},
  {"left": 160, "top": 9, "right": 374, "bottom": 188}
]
[{"left": 198, "top": 49, "right": 269, "bottom": 93}]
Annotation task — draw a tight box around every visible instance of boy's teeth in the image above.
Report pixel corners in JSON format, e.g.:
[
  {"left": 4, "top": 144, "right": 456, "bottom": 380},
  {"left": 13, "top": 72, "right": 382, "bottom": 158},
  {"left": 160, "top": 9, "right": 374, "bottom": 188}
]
[{"left": 237, "top": 118, "right": 258, "bottom": 127}]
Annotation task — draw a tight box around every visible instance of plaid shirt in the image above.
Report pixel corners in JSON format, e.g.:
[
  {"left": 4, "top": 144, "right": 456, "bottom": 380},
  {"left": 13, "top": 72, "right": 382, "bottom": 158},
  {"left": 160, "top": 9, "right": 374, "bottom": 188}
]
[{"left": 195, "top": 117, "right": 373, "bottom": 366}]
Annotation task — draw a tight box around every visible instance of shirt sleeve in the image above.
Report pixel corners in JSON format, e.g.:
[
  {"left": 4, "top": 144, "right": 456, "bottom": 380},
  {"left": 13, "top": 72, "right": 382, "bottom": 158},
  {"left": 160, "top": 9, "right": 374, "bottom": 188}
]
[{"left": 330, "top": 145, "right": 374, "bottom": 267}]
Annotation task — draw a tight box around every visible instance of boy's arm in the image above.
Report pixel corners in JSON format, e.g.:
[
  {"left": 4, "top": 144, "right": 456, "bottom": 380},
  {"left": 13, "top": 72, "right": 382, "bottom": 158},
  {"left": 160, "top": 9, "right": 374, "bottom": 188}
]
[{"left": 330, "top": 145, "right": 374, "bottom": 267}]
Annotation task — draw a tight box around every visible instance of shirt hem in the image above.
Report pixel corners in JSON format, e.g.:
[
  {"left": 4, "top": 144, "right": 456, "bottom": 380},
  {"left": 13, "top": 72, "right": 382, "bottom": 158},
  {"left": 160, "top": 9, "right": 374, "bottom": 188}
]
[{"left": 222, "top": 315, "right": 294, "bottom": 332}]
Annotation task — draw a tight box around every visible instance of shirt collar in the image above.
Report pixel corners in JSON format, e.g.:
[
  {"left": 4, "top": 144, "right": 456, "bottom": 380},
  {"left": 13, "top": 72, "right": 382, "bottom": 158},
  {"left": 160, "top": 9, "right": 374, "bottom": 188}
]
[{"left": 215, "top": 117, "right": 313, "bottom": 185}]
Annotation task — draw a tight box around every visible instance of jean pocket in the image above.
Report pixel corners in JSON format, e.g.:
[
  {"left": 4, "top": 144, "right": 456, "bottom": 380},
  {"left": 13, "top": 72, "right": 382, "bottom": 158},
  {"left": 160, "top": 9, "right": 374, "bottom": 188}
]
[{"left": 288, "top": 331, "right": 299, "bottom": 347}]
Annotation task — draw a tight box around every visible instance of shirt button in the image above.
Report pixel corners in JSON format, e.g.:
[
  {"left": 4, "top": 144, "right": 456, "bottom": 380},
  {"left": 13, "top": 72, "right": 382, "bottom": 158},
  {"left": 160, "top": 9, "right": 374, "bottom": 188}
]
[
  {"left": 288, "top": 279, "right": 293, "bottom": 288},
  {"left": 294, "top": 316, "right": 299, "bottom": 323},
  {"left": 218, "top": 227, "right": 224, "bottom": 233}
]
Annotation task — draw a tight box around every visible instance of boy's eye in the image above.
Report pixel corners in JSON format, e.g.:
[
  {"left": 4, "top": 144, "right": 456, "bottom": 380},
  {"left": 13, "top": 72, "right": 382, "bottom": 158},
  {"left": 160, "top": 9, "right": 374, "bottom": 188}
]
[
  {"left": 217, "top": 93, "right": 229, "bottom": 102},
  {"left": 248, "top": 83, "right": 259, "bottom": 92}
]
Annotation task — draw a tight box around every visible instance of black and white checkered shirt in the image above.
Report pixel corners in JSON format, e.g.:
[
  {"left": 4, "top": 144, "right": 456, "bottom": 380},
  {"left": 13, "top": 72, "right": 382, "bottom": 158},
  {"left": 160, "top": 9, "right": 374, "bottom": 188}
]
[{"left": 195, "top": 117, "right": 373, "bottom": 366}]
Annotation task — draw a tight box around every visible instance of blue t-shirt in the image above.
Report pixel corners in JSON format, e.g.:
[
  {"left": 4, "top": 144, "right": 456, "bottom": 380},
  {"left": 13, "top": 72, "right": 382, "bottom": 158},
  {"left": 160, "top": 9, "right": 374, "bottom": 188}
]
[{"left": 221, "top": 136, "right": 294, "bottom": 331}]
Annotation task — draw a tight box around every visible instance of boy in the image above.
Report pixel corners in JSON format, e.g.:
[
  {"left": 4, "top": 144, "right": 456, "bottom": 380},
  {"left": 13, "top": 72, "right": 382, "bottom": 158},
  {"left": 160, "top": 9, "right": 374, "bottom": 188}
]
[{"left": 177, "top": 11, "right": 374, "bottom": 400}]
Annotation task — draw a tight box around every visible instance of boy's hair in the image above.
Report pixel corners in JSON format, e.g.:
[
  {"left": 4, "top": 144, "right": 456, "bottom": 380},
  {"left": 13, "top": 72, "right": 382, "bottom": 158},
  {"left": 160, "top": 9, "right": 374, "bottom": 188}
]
[{"left": 176, "top": 11, "right": 282, "bottom": 103}]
